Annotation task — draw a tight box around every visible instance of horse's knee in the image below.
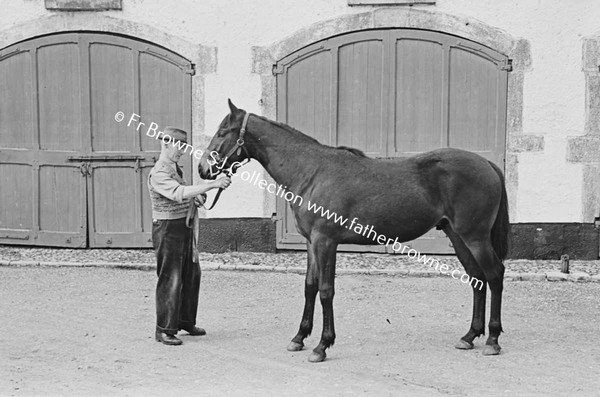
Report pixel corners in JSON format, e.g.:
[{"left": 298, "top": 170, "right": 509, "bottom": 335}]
[
  {"left": 304, "top": 282, "right": 318, "bottom": 298},
  {"left": 481, "top": 261, "right": 504, "bottom": 284},
  {"left": 319, "top": 285, "right": 334, "bottom": 302}
]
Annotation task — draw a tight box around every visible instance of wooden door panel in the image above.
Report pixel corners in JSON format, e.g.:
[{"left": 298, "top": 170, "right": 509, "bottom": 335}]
[
  {"left": 35, "top": 39, "right": 88, "bottom": 246},
  {"left": 0, "top": 163, "right": 33, "bottom": 232},
  {"left": 392, "top": 38, "right": 445, "bottom": 156},
  {"left": 37, "top": 164, "right": 87, "bottom": 247},
  {"left": 138, "top": 50, "right": 192, "bottom": 177},
  {"left": 38, "top": 43, "right": 81, "bottom": 151},
  {"left": 90, "top": 43, "right": 135, "bottom": 153},
  {"left": 286, "top": 50, "right": 332, "bottom": 143},
  {"left": 0, "top": 50, "right": 34, "bottom": 149},
  {"left": 39, "top": 165, "right": 84, "bottom": 232},
  {"left": 89, "top": 164, "right": 138, "bottom": 246},
  {"left": 338, "top": 39, "right": 386, "bottom": 156},
  {"left": 0, "top": 48, "right": 36, "bottom": 244},
  {"left": 85, "top": 36, "right": 192, "bottom": 247},
  {"left": 0, "top": 33, "right": 192, "bottom": 247},
  {"left": 139, "top": 53, "right": 186, "bottom": 135},
  {"left": 88, "top": 163, "right": 156, "bottom": 247},
  {"left": 449, "top": 47, "right": 495, "bottom": 158},
  {"left": 275, "top": 29, "right": 508, "bottom": 254},
  {"left": 82, "top": 36, "right": 192, "bottom": 247}
]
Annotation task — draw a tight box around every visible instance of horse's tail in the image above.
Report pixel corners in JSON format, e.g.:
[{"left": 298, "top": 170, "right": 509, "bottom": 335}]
[{"left": 488, "top": 161, "right": 510, "bottom": 261}]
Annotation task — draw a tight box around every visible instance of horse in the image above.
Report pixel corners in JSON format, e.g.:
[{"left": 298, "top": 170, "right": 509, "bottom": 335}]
[{"left": 198, "top": 99, "right": 509, "bottom": 363}]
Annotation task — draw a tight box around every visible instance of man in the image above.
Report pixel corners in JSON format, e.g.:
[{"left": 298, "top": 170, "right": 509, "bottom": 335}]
[{"left": 148, "top": 127, "right": 231, "bottom": 346}]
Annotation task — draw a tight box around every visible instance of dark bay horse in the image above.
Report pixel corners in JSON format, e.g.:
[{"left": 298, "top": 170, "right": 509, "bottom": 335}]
[{"left": 199, "top": 100, "right": 509, "bottom": 363}]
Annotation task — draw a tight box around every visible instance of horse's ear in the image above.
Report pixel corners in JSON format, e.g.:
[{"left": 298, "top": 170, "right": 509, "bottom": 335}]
[{"left": 228, "top": 98, "right": 238, "bottom": 114}]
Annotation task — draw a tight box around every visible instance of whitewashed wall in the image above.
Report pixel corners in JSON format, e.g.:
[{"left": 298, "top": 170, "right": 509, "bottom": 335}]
[{"left": 2, "top": 0, "right": 599, "bottom": 223}]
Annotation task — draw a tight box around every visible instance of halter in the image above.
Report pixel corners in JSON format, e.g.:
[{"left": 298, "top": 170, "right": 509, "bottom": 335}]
[
  {"left": 206, "top": 111, "right": 251, "bottom": 179},
  {"left": 222, "top": 111, "right": 251, "bottom": 164},
  {"left": 196, "top": 111, "right": 252, "bottom": 216}
]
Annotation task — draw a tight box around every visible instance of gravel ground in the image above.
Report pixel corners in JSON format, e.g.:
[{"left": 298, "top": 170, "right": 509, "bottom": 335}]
[
  {"left": 2, "top": 267, "right": 600, "bottom": 396},
  {"left": 1, "top": 245, "right": 599, "bottom": 276}
]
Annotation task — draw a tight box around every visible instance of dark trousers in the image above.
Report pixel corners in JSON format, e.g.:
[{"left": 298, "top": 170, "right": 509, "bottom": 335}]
[{"left": 152, "top": 218, "right": 200, "bottom": 334}]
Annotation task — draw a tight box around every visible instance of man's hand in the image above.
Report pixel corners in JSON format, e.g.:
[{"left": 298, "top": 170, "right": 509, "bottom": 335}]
[{"left": 213, "top": 176, "right": 232, "bottom": 190}]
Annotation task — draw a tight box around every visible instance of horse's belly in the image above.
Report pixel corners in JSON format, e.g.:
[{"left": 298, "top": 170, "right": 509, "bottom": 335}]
[
  {"left": 293, "top": 186, "right": 443, "bottom": 244},
  {"left": 338, "top": 217, "right": 436, "bottom": 246}
]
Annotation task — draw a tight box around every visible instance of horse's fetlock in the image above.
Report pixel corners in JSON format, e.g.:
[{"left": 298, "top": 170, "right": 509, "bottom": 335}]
[
  {"left": 488, "top": 322, "right": 503, "bottom": 340},
  {"left": 472, "top": 326, "right": 485, "bottom": 337},
  {"left": 322, "top": 331, "right": 336, "bottom": 347},
  {"left": 299, "top": 320, "right": 313, "bottom": 336},
  {"left": 291, "top": 335, "right": 304, "bottom": 345},
  {"left": 489, "top": 320, "right": 502, "bottom": 331}
]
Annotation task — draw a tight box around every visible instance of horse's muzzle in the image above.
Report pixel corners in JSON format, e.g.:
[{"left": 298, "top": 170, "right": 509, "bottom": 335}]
[{"left": 198, "top": 163, "right": 216, "bottom": 180}]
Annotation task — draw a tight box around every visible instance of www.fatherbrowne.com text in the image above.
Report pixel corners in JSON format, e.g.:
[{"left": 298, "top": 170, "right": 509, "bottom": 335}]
[{"left": 117, "top": 110, "right": 484, "bottom": 290}]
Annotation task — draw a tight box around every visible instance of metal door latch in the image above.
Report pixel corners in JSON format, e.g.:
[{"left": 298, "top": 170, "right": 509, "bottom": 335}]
[{"left": 79, "top": 162, "right": 91, "bottom": 177}]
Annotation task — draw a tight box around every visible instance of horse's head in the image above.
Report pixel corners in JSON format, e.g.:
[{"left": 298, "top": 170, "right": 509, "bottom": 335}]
[{"left": 199, "top": 99, "right": 251, "bottom": 180}]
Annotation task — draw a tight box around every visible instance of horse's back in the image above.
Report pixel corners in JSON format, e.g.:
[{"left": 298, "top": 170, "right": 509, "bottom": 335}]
[{"left": 412, "top": 148, "right": 494, "bottom": 170}]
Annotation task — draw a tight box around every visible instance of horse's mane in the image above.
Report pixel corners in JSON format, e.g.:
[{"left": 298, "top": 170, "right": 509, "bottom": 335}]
[
  {"left": 254, "top": 114, "right": 321, "bottom": 145},
  {"left": 255, "top": 114, "right": 367, "bottom": 157}
]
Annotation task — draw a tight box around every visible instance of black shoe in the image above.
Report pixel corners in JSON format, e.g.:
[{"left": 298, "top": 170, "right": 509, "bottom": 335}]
[
  {"left": 155, "top": 331, "right": 183, "bottom": 345},
  {"left": 179, "top": 325, "right": 206, "bottom": 336}
]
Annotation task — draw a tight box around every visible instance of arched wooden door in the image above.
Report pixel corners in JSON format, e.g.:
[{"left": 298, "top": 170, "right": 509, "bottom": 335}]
[
  {"left": 0, "top": 33, "right": 192, "bottom": 247},
  {"left": 275, "top": 29, "right": 509, "bottom": 253}
]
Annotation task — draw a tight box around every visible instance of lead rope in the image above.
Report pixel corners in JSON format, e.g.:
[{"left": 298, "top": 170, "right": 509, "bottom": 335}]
[
  {"left": 187, "top": 112, "right": 249, "bottom": 264},
  {"left": 203, "top": 111, "right": 251, "bottom": 211}
]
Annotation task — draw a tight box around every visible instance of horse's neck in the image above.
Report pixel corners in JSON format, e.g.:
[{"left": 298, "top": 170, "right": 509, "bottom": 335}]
[{"left": 249, "top": 116, "right": 324, "bottom": 193}]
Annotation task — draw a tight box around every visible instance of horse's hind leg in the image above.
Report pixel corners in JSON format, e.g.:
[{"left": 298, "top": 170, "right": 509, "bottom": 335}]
[
  {"left": 308, "top": 236, "right": 337, "bottom": 363},
  {"left": 443, "top": 226, "right": 487, "bottom": 350},
  {"left": 460, "top": 236, "right": 505, "bottom": 356},
  {"left": 287, "top": 241, "right": 319, "bottom": 352}
]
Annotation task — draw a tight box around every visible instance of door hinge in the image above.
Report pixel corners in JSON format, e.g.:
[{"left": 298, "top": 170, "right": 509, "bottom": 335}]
[
  {"left": 500, "top": 59, "right": 513, "bottom": 72},
  {"left": 272, "top": 64, "right": 283, "bottom": 76},
  {"left": 185, "top": 63, "right": 196, "bottom": 76}
]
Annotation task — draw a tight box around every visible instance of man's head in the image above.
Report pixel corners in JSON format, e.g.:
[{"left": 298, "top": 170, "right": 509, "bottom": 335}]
[{"left": 160, "top": 127, "right": 188, "bottom": 163}]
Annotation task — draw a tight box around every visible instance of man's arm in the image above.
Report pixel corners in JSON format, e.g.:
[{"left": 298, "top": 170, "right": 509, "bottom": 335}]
[
  {"left": 181, "top": 176, "right": 231, "bottom": 200},
  {"left": 150, "top": 170, "right": 231, "bottom": 203}
]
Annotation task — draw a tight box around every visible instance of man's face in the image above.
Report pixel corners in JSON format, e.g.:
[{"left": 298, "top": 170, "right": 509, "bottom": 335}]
[{"left": 163, "top": 141, "right": 185, "bottom": 162}]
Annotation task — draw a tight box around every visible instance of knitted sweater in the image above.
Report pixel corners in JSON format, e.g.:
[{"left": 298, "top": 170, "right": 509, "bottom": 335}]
[{"left": 147, "top": 157, "right": 191, "bottom": 220}]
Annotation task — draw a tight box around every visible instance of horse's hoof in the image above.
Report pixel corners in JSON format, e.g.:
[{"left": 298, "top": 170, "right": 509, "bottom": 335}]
[
  {"left": 455, "top": 339, "right": 474, "bottom": 350},
  {"left": 287, "top": 341, "right": 304, "bottom": 352},
  {"left": 308, "top": 351, "right": 326, "bottom": 363},
  {"left": 482, "top": 344, "right": 501, "bottom": 356}
]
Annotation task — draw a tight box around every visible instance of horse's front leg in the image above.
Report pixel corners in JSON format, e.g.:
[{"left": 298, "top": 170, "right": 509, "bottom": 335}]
[
  {"left": 287, "top": 241, "right": 318, "bottom": 352},
  {"left": 308, "top": 237, "right": 337, "bottom": 363}
]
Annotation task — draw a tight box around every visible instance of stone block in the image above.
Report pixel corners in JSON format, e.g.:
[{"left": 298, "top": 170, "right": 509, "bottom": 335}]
[
  {"left": 568, "top": 271, "right": 591, "bottom": 282},
  {"left": 45, "top": 0, "right": 122, "bottom": 10},
  {"left": 546, "top": 271, "right": 568, "bottom": 281}
]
